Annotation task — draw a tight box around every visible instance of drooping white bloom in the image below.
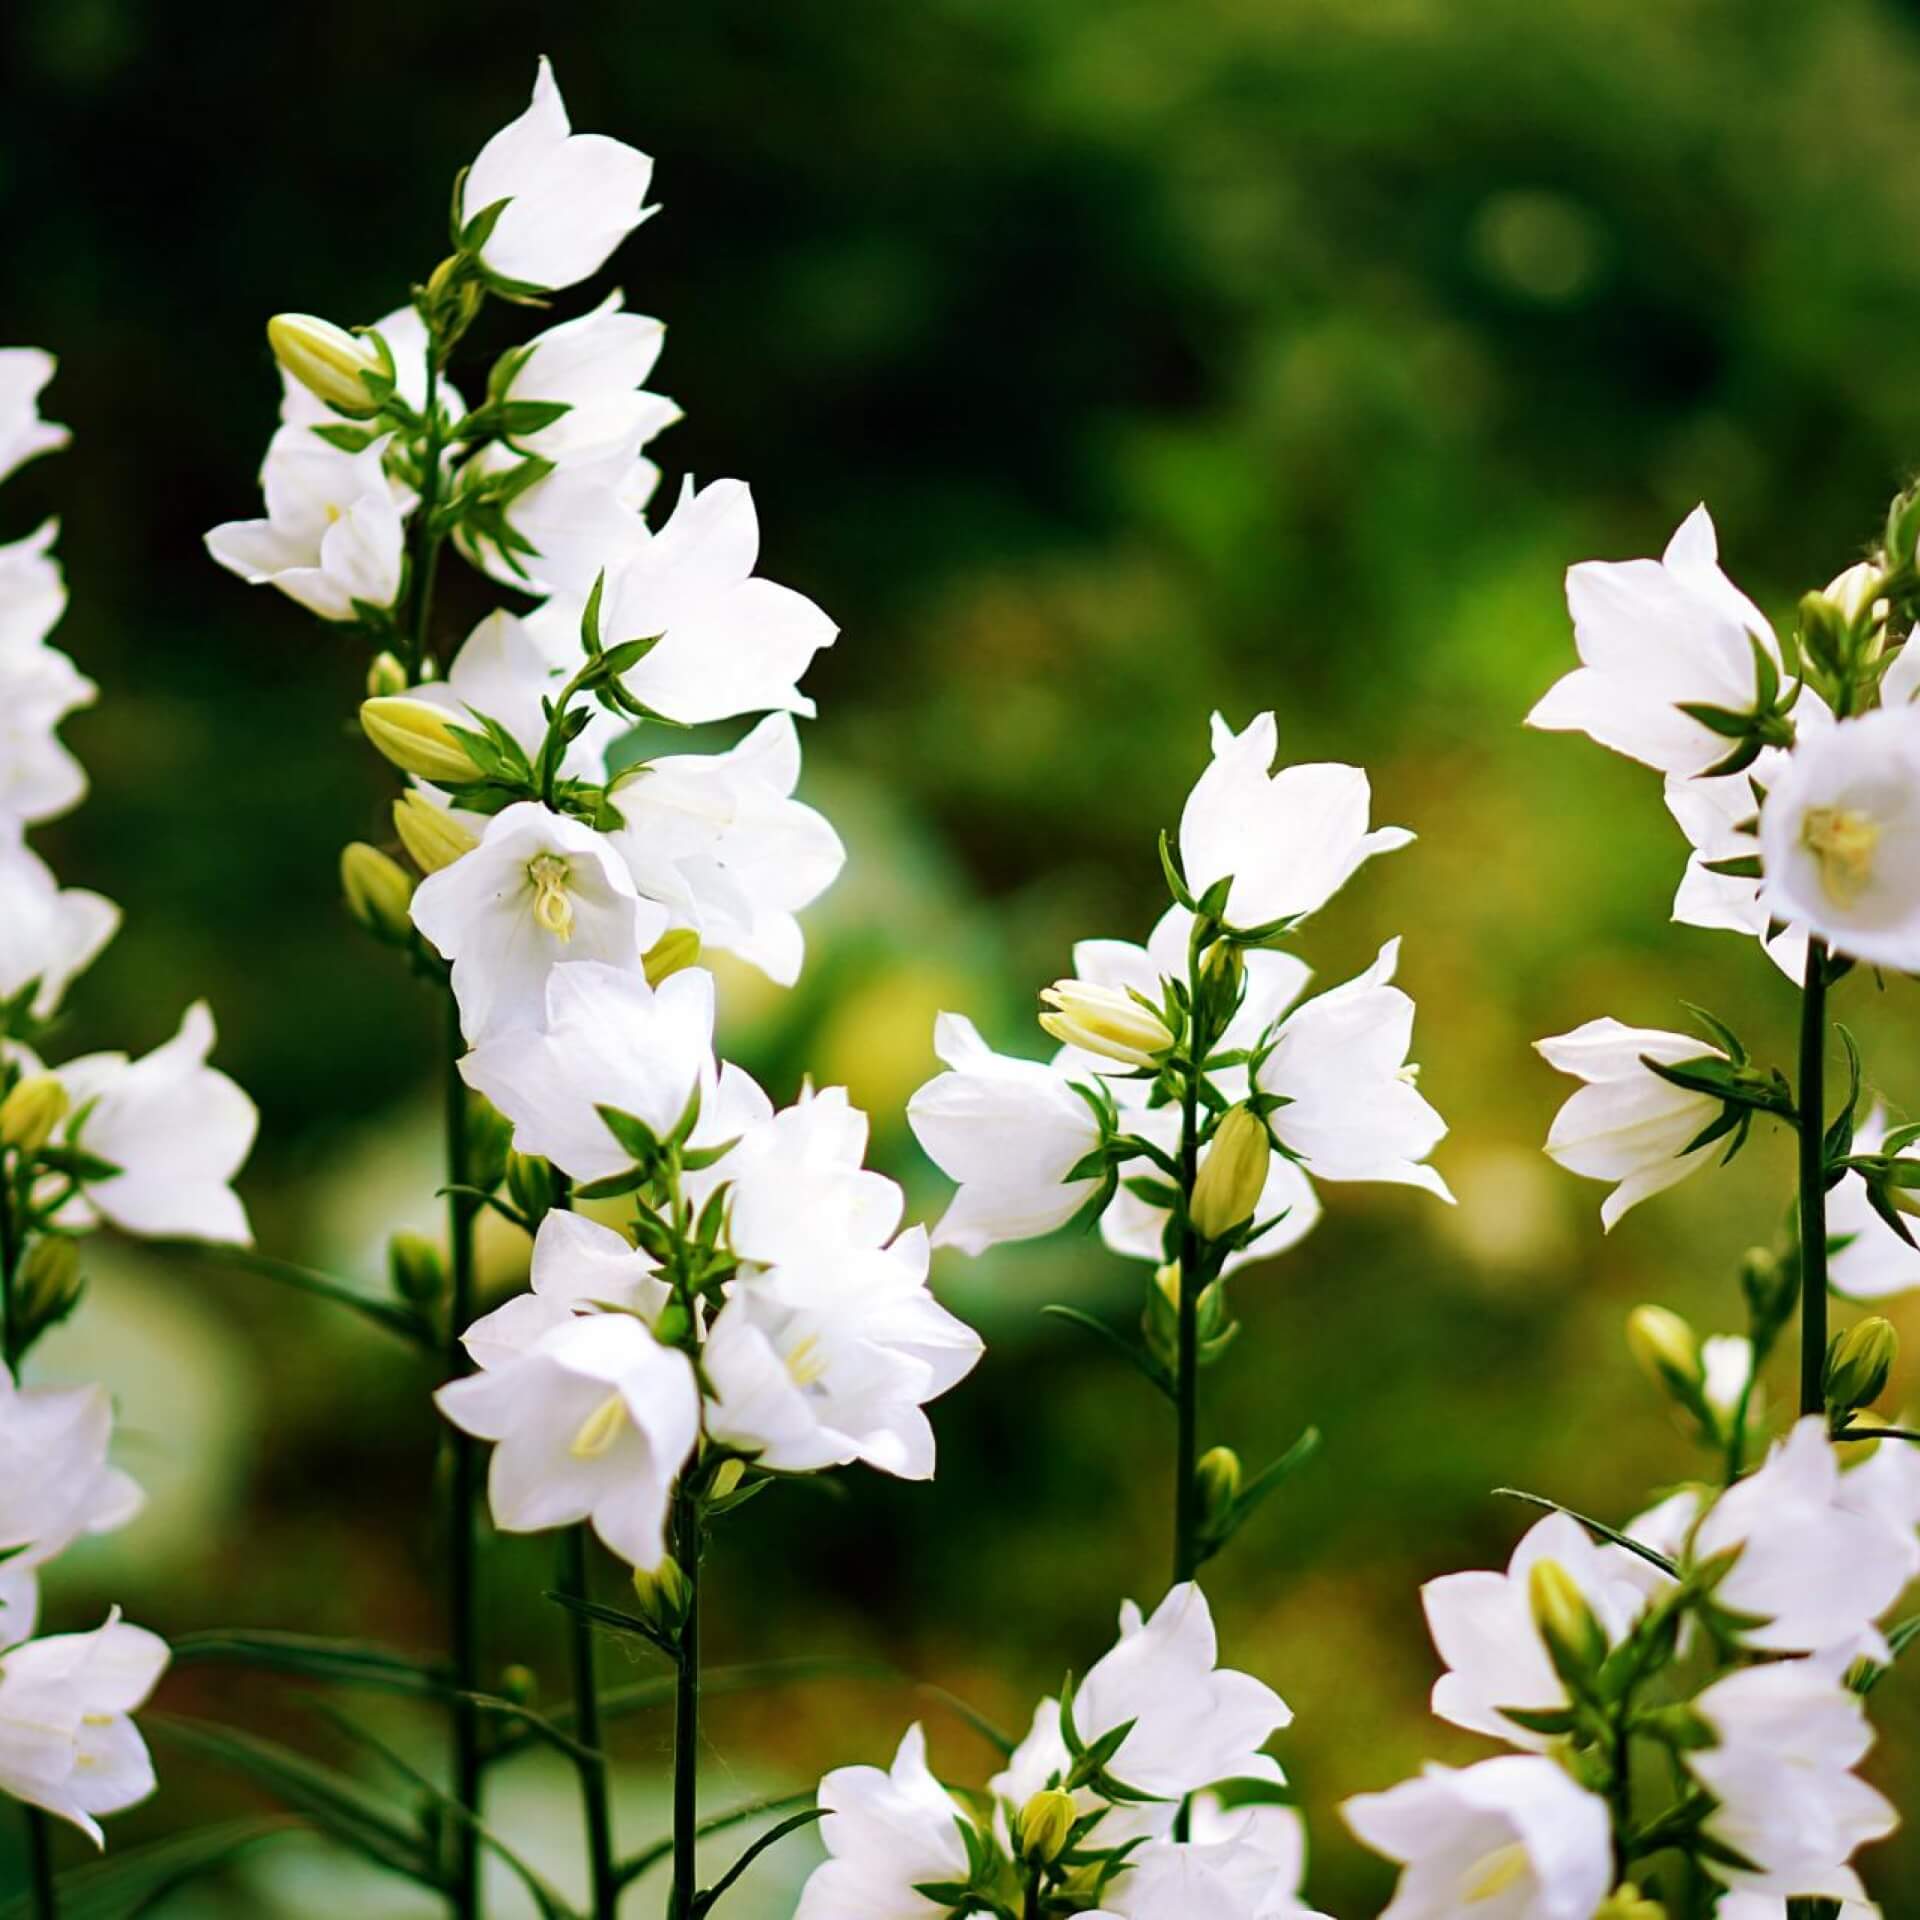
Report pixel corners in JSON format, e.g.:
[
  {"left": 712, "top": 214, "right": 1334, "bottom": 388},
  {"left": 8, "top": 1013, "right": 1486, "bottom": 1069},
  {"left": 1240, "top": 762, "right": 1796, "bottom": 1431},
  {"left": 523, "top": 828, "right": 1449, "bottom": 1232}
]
[
  {"left": 908, "top": 1014, "right": 1103, "bottom": 1255},
  {"left": 436, "top": 1308, "right": 698, "bottom": 1570},
  {"left": 53, "top": 1003, "right": 256, "bottom": 1244},
  {"left": 0, "top": 1610, "right": 168, "bottom": 1844},
  {"left": 1664, "top": 754, "right": 1808, "bottom": 981},
  {"left": 459, "top": 58, "right": 655, "bottom": 293},
  {"left": 994, "top": 1585, "right": 1290, "bottom": 1806},
  {"left": 1837, "top": 1433, "right": 1920, "bottom": 1568},
  {"left": 794, "top": 1723, "right": 971, "bottom": 1920},
  {"left": 1701, "top": 1333, "right": 1757, "bottom": 1429},
  {"left": 1718, "top": 1898, "right": 1879, "bottom": 1920},
  {"left": 1343, "top": 1755, "right": 1613, "bottom": 1920},
  {"left": 1535, "top": 1018, "right": 1728, "bottom": 1229},
  {"left": 611, "top": 714, "right": 845, "bottom": 985},
  {"left": 454, "top": 441, "right": 651, "bottom": 599},
  {"left": 549, "top": 477, "right": 838, "bottom": 726},
  {"left": 1253, "top": 939, "right": 1451, "bottom": 1201},
  {"left": 458, "top": 1208, "right": 670, "bottom": 1370},
  {"left": 1692, "top": 1418, "right": 1915, "bottom": 1657},
  {"left": 461, "top": 963, "right": 715, "bottom": 1184},
  {"left": 0, "top": 350, "right": 69, "bottom": 485},
  {"left": 1829, "top": 1106, "right": 1920, "bottom": 1300},
  {"left": 0, "top": 532, "right": 93, "bottom": 826},
  {"left": 1178, "top": 712, "right": 1412, "bottom": 930},
  {"left": 501, "top": 292, "right": 678, "bottom": 466},
  {"left": 1090, "top": 1802, "right": 1326, "bottom": 1919},
  {"left": 0, "top": 520, "right": 66, "bottom": 653},
  {"left": 1529, "top": 505, "right": 1779, "bottom": 776},
  {"left": 1758, "top": 705, "right": 1920, "bottom": 972},
  {"left": 411, "top": 802, "right": 670, "bottom": 1043},
  {"left": 0, "top": 829, "right": 118, "bottom": 1017},
  {"left": 1421, "top": 1512, "right": 1657, "bottom": 1751},
  {"left": 204, "top": 429, "right": 406, "bottom": 622},
  {"left": 405, "top": 611, "right": 618, "bottom": 789},
  {"left": 1688, "top": 1658, "right": 1895, "bottom": 1907}
]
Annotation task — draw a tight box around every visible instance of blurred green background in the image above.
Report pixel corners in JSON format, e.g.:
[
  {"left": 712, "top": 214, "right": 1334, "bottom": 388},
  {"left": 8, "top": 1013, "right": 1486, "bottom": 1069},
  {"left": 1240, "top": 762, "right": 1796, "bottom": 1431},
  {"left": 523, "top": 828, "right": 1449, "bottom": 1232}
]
[{"left": 8, "top": 0, "right": 1920, "bottom": 1910}]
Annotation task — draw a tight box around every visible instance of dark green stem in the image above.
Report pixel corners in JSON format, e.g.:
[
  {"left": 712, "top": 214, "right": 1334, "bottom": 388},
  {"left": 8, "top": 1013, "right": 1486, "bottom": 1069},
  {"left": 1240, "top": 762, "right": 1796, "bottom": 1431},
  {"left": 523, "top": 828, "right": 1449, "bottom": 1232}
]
[
  {"left": 1799, "top": 939, "right": 1830, "bottom": 1419},
  {"left": 444, "top": 998, "right": 482, "bottom": 1919},
  {"left": 560, "top": 1529, "right": 617, "bottom": 1920},
  {"left": 24, "top": 1806, "right": 54, "bottom": 1920},
  {"left": 406, "top": 356, "right": 447, "bottom": 686},
  {"left": 671, "top": 1489, "right": 703, "bottom": 1920},
  {"left": 1172, "top": 1055, "right": 1201, "bottom": 1589}
]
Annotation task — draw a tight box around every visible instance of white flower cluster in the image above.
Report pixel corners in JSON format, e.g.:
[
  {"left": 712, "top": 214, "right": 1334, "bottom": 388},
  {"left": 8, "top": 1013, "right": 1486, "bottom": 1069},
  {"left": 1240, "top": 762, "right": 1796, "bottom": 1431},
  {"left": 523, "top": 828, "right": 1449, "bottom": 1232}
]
[
  {"left": 1347, "top": 1424, "right": 1915, "bottom": 1914},
  {"left": 0, "top": 355, "right": 256, "bottom": 1848},
  {"left": 797, "top": 1584, "right": 1326, "bottom": 1920}
]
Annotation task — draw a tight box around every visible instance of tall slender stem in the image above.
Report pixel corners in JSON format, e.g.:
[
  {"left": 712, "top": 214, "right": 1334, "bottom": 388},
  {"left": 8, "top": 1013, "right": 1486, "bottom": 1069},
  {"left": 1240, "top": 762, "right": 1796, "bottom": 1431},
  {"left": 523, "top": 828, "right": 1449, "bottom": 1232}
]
[
  {"left": 1172, "top": 1060, "right": 1201, "bottom": 1589},
  {"left": 406, "top": 357, "right": 446, "bottom": 687},
  {"left": 560, "top": 1528, "right": 617, "bottom": 1920},
  {"left": 671, "top": 1483, "right": 703, "bottom": 1920},
  {"left": 24, "top": 1806, "right": 54, "bottom": 1920},
  {"left": 444, "top": 997, "right": 482, "bottom": 1919},
  {"left": 1798, "top": 938, "right": 1831, "bottom": 1420}
]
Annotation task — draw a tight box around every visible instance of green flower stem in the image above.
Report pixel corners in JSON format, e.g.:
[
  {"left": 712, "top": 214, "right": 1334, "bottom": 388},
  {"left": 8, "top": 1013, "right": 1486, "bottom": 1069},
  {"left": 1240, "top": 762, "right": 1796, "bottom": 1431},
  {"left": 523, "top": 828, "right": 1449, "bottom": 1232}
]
[
  {"left": 406, "top": 355, "right": 447, "bottom": 687},
  {"left": 560, "top": 1528, "right": 618, "bottom": 1920},
  {"left": 1172, "top": 920, "right": 1209, "bottom": 1588},
  {"left": 1798, "top": 939, "right": 1831, "bottom": 1419},
  {"left": 671, "top": 1484, "right": 703, "bottom": 1920},
  {"left": 443, "top": 997, "right": 483, "bottom": 1920},
  {"left": 24, "top": 1806, "right": 54, "bottom": 1920}
]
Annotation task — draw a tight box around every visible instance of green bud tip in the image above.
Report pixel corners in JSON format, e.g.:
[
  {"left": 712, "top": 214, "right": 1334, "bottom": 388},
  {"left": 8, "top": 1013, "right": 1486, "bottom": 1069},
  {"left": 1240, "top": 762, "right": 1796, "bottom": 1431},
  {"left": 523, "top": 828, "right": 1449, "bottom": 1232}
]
[
  {"left": 1527, "top": 1557, "right": 1606, "bottom": 1677},
  {"left": 1826, "top": 1316, "right": 1898, "bottom": 1415},
  {"left": 1015, "top": 1788, "right": 1077, "bottom": 1865},
  {"left": 1625, "top": 1304, "right": 1702, "bottom": 1392},
  {"left": 359, "top": 696, "right": 483, "bottom": 787},
  {"left": 365, "top": 651, "right": 408, "bottom": 699},
  {"left": 393, "top": 790, "right": 479, "bottom": 877},
  {"left": 1190, "top": 1106, "right": 1271, "bottom": 1242},
  {"left": 642, "top": 927, "right": 703, "bottom": 987},
  {"left": 340, "top": 842, "right": 415, "bottom": 943},
  {"left": 388, "top": 1232, "right": 447, "bottom": 1306},
  {"left": 267, "top": 313, "right": 387, "bottom": 419},
  {"left": 0, "top": 1074, "right": 69, "bottom": 1155}
]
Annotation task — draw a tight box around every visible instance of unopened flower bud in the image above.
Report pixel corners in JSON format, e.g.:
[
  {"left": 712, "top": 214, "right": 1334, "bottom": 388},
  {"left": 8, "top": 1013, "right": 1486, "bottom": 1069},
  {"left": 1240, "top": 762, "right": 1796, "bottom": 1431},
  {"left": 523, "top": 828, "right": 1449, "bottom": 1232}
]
[
  {"left": 366, "top": 651, "right": 408, "bottom": 699},
  {"left": 643, "top": 928, "right": 703, "bottom": 987},
  {"left": 1738, "top": 1245, "right": 1796, "bottom": 1332},
  {"left": 267, "top": 313, "right": 389, "bottom": 418},
  {"left": 1195, "top": 1446, "right": 1241, "bottom": 1536},
  {"left": 1038, "top": 979, "right": 1174, "bottom": 1069},
  {"left": 632, "top": 1555, "right": 693, "bottom": 1634},
  {"left": 1190, "top": 1106, "right": 1270, "bottom": 1241},
  {"left": 1015, "top": 1788, "right": 1076, "bottom": 1866},
  {"left": 466, "top": 1099, "right": 513, "bottom": 1197},
  {"left": 389, "top": 1232, "right": 446, "bottom": 1306},
  {"left": 1202, "top": 938, "right": 1244, "bottom": 993},
  {"left": 506, "top": 1151, "right": 556, "bottom": 1220},
  {"left": 1626, "top": 1305, "right": 1702, "bottom": 1395},
  {"left": 360, "top": 696, "right": 481, "bottom": 786},
  {"left": 394, "top": 791, "right": 479, "bottom": 875},
  {"left": 709, "top": 1458, "right": 745, "bottom": 1500},
  {"left": 341, "top": 842, "right": 415, "bottom": 943},
  {"left": 1822, "top": 560, "right": 1886, "bottom": 629},
  {"left": 1528, "top": 1558, "right": 1607, "bottom": 1687},
  {"left": 0, "top": 1074, "right": 68, "bottom": 1155},
  {"left": 14, "top": 1236, "right": 82, "bottom": 1337},
  {"left": 653, "top": 1299, "right": 692, "bottom": 1347},
  {"left": 1594, "top": 1887, "right": 1666, "bottom": 1920},
  {"left": 1826, "top": 1316, "right": 1898, "bottom": 1416},
  {"left": 498, "top": 1663, "right": 537, "bottom": 1705}
]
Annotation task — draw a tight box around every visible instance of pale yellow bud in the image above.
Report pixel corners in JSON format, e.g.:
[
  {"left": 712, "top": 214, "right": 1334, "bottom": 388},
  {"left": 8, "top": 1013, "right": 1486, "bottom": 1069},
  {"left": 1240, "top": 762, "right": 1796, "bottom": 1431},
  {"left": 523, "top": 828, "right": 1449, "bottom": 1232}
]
[
  {"left": 1015, "top": 1788, "right": 1077, "bottom": 1865},
  {"left": 267, "top": 313, "right": 387, "bottom": 419},
  {"left": 366, "top": 651, "right": 408, "bottom": 699},
  {"left": 1038, "top": 979, "right": 1173, "bottom": 1068},
  {"left": 340, "top": 842, "right": 415, "bottom": 942},
  {"left": 360, "top": 696, "right": 481, "bottom": 786},
  {"left": 1821, "top": 560, "right": 1886, "bottom": 630},
  {"left": 1595, "top": 1886, "right": 1666, "bottom": 1920},
  {"left": 14, "top": 1236, "right": 82, "bottom": 1334},
  {"left": 1626, "top": 1305, "right": 1702, "bottom": 1392},
  {"left": 388, "top": 1232, "right": 446, "bottom": 1306},
  {"left": 632, "top": 1555, "right": 693, "bottom": 1633},
  {"left": 643, "top": 927, "right": 703, "bottom": 986},
  {"left": 393, "top": 790, "right": 480, "bottom": 875},
  {"left": 709, "top": 1458, "right": 745, "bottom": 1499},
  {"left": 1528, "top": 1558, "right": 1606, "bottom": 1680},
  {"left": 1826, "top": 1316, "right": 1899, "bottom": 1415},
  {"left": 0, "top": 1074, "right": 68, "bottom": 1154},
  {"left": 1195, "top": 1445, "right": 1241, "bottom": 1535},
  {"left": 1190, "top": 1106, "right": 1271, "bottom": 1241}
]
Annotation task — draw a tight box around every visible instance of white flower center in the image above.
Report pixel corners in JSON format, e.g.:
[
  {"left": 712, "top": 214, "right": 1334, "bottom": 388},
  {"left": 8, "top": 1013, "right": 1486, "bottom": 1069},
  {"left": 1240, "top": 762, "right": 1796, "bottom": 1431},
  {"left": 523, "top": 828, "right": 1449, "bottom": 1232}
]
[
  {"left": 784, "top": 1333, "right": 828, "bottom": 1389},
  {"left": 1463, "top": 1842, "right": 1530, "bottom": 1901},
  {"left": 570, "top": 1392, "right": 628, "bottom": 1458},
  {"left": 528, "top": 854, "right": 576, "bottom": 941},
  {"left": 1803, "top": 805, "right": 1879, "bottom": 907}
]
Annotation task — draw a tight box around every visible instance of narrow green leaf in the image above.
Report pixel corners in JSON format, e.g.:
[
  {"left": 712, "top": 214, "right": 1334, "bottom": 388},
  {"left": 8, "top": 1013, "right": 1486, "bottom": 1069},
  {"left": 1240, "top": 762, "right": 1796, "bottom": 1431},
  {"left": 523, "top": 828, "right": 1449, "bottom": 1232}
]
[
  {"left": 0, "top": 1817, "right": 300, "bottom": 1920},
  {"left": 162, "top": 1243, "right": 434, "bottom": 1347},
  {"left": 693, "top": 1807, "right": 826, "bottom": 1915},
  {"left": 1493, "top": 1489, "right": 1680, "bottom": 1578},
  {"left": 1041, "top": 1305, "right": 1174, "bottom": 1402}
]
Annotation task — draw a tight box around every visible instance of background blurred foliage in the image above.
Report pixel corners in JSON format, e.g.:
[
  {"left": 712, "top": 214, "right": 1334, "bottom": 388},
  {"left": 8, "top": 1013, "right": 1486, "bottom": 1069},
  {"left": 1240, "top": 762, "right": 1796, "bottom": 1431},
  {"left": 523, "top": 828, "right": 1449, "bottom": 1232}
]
[{"left": 7, "top": 0, "right": 1920, "bottom": 1909}]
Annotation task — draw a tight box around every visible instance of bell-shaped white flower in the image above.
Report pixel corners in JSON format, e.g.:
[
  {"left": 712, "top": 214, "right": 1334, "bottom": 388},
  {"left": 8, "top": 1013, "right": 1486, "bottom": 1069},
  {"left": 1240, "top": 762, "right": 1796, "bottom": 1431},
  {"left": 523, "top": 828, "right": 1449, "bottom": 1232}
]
[
  {"left": 795, "top": 1722, "right": 971, "bottom": 1920},
  {"left": 436, "top": 1309, "right": 697, "bottom": 1570},
  {"left": 1179, "top": 712, "right": 1412, "bottom": 930},
  {"left": 1718, "top": 1898, "right": 1879, "bottom": 1920},
  {"left": 53, "top": 1003, "right": 256, "bottom": 1244},
  {"left": 455, "top": 440, "right": 652, "bottom": 599},
  {"left": 1090, "top": 1802, "right": 1327, "bottom": 1919},
  {"left": 611, "top": 713, "right": 845, "bottom": 986},
  {"left": 1837, "top": 1433, "right": 1920, "bottom": 1571},
  {"left": 565, "top": 477, "right": 838, "bottom": 726},
  {"left": 1535, "top": 1017, "right": 1728, "bottom": 1229},
  {"left": 0, "top": 350, "right": 69, "bottom": 485},
  {"left": 995, "top": 1584, "right": 1290, "bottom": 1805},
  {"left": 908, "top": 1014, "right": 1104, "bottom": 1255},
  {"left": 459, "top": 1209, "right": 671, "bottom": 1370},
  {"left": 205, "top": 430, "right": 405, "bottom": 622},
  {"left": 1829, "top": 1106, "right": 1920, "bottom": 1299},
  {"left": 461, "top": 962, "right": 715, "bottom": 1184},
  {"left": 1254, "top": 939, "right": 1451, "bottom": 1201},
  {"left": 1344, "top": 1754, "right": 1613, "bottom": 1920},
  {"left": 459, "top": 58, "right": 655, "bottom": 293},
  {"left": 1688, "top": 1657, "right": 1895, "bottom": 1907},
  {"left": 411, "top": 802, "right": 671, "bottom": 1043},
  {"left": 0, "top": 1610, "right": 168, "bottom": 1844},
  {"left": 501, "top": 292, "right": 678, "bottom": 465},
  {"left": 1758, "top": 705, "right": 1920, "bottom": 972},
  {"left": 1664, "top": 754, "right": 1809, "bottom": 981},
  {"left": 1530, "top": 505, "right": 1780, "bottom": 776},
  {"left": 0, "top": 531, "right": 92, "bottom": 826},
  {"left": 1693, "top": 1418, "right": 1916, "bottom": 1657},
  {"left": 1422, "top": 1511, "right": 1656, "bottom": 1752},
  {"left": 0, "top": 829, "right": 118, "bottom": 1018},
  {"left": 0, "top": 521, "right": 67, "bottom": 654}
]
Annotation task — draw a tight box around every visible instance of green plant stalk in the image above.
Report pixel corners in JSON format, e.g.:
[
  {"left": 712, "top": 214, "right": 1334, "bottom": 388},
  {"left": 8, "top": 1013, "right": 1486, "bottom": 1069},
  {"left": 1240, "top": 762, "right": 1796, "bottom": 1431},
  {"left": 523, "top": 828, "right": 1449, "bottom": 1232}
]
[
  {"left": 406, "top": 356, "right": 447, "bottom": 686},
  {"left": 1798, "top": 939, "right": 1830, "bottom": 1419},
  {"left": 671, "top": 1486, "right": 703, "bottom": 1920},
  {"left": 1171, "top": 927, "right": 1207, "bottom": 1589},
  {"left": 560, "top": 1528, "right": 617, "bottom": 1920}
]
